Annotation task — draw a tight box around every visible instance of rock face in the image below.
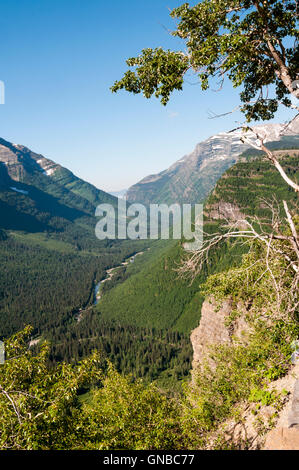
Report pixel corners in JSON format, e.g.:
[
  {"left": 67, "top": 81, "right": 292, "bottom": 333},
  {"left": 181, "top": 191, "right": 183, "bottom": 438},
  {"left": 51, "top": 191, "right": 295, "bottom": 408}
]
[
  {"left": 264, "top": 428, "right": 299, "bottom": 450},
  {"left": 289, "top": 380, "right": 299, "bottom": 429},
  {"left": 190, "top": 296, "right": 299, "bottom": 450},
  {"left": 0, "top": 138, "right": 59, "bottom": 182},
  {"left": 190, "top": 298, "right": 232, "bottom": 370},
  {"left": 264, "top": 378, "right": 299, "bottom": 450},
  {"left": 190, "top": 297, "right": 248, "bottom": 371},
  {"left": 205, "top": 201, "right": 246, "bottom": 222}
]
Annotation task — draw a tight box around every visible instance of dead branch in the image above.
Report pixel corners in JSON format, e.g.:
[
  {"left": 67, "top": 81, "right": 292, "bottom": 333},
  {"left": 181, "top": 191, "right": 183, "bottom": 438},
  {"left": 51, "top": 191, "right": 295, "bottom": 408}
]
[{"left": 235, "top": 124, "right": 299, "bottom": 193}]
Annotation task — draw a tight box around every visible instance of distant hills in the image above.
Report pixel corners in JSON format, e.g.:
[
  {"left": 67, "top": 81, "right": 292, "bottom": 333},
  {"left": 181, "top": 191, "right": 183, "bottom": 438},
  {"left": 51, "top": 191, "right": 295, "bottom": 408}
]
[
  {"left": 108, "top": 189, "right": 127, "bottom": 199},
  {"left": 126, "top": 121, "right": 299, "bottom": 205}
]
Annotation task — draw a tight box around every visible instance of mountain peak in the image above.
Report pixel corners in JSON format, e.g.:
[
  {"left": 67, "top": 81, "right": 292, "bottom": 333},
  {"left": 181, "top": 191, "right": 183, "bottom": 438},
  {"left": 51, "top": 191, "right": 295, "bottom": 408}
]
[
  {"left": 0, "top": 138, "right": 61, "bottom": 182},
  {"left": 126, "top": 120, "right": 299, "bottom": 205}
]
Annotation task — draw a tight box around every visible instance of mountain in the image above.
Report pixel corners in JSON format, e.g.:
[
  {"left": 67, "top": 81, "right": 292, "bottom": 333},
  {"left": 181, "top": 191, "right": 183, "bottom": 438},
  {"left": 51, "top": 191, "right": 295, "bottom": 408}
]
[
  {"left": 0, "top": 137, "right": 150, "bottom": 337},
  {"left": 0, "top": 137, "right": 130, "bottom": 246},
  {"left": 0, "top": 137, "right": 117, "bottom": 229},
  {"left": 126, "top": 121, "right": 299, "bottom": 205},
  {"left": 109, "top": 189, "right": 128, "bottom": 199}
]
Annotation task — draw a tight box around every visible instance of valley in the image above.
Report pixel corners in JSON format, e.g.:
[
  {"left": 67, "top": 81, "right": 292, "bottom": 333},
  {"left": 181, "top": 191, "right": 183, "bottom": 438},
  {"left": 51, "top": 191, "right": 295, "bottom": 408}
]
[
  {"left": 1, "top": 0, "right": 299, "bottom": 451},
  {"left": 94, "top": 250, "right": 146, "bottom": 305},
  {"left": 0, "top": 128, "right": 298, "bottom": 391}
]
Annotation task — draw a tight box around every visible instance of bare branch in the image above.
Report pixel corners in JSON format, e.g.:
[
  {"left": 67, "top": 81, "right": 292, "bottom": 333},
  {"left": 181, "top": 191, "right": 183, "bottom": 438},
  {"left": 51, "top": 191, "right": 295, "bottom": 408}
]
[
  {"left": 0, "top": 385, "right": 22, "bottom": 424},
  {"left": 237, "top": 125, "right": 299, "bottom": 193}
]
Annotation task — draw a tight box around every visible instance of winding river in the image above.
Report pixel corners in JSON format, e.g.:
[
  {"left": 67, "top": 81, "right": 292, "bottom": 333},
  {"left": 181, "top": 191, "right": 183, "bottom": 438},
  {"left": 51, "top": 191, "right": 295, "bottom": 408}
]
[{"left": 94, "top": 251, "right": 144, "bottom": 305}]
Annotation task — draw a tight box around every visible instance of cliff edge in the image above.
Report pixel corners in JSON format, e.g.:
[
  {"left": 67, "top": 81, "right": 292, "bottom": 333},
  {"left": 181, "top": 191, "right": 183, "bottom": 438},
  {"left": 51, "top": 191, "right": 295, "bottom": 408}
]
[{"left": 190, "top": 297, "right": 299, "bottom": 450}]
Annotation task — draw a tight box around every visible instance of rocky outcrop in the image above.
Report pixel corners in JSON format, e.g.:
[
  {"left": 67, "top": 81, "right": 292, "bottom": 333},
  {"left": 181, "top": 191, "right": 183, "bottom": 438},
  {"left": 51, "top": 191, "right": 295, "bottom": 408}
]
[
  {"left": 264, "top": 373, "right": 299, "bottom": 450},
  {"left": 0, "top": 138, "right": 58, "bottom": 182},
  {"left": 205, "top": 201, "right": 246, "bottom": 223},
  {"left": 263, "top": 428, "right": 299, "bottom": 450},
  {"left": 289, "top": 380, "right": 299, "bottom": 429},
  {"left": 190, "top": 297, "right": 247, "bottom": 371},
  {"left": 190, "top": 298, "right": 232, "bottom": 370},
  {"left": 190, "top": 296, "right": 299, "bottom": 450}
]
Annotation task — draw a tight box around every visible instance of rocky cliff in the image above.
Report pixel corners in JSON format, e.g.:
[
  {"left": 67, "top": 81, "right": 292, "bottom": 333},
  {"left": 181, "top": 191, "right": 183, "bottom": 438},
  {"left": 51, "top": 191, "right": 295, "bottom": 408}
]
[
  {"left": 190, "top": 297, "right": 299, "bottom": 449},
  {"left": 190, "top": 297, "right": 249, "bottom": 372}
]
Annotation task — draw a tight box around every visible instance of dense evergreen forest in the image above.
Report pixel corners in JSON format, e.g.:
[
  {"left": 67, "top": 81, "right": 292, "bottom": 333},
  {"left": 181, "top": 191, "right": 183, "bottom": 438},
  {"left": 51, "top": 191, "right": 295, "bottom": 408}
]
[
  {"left": 0, "top": 234, "right": 151, "bottom": 337},
  {"left": 47, "top": 314, "right": 193, "bottom": 391},
  {"left": 208, "top": 153, "right": 299, "bottom": 219}
]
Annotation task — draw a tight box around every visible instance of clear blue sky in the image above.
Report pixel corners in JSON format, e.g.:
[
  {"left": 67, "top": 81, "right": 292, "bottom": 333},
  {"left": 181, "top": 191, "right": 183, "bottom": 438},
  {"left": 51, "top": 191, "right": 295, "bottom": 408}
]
[{"left": 0, "top": 0, "right": 295, "bottom": 191}]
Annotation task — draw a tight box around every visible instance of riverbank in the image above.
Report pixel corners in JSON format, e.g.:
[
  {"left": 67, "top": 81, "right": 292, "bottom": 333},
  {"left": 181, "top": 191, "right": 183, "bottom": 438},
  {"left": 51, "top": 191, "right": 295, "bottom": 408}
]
[{"left": 94, "top": 251, "right": 145, "bottom": 305}]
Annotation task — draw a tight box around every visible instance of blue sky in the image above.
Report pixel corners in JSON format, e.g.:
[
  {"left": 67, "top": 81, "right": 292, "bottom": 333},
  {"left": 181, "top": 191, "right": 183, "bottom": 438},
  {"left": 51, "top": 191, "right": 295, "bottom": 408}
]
[{"left": 0, "top": 0, "right": 295, "bottom": 191}]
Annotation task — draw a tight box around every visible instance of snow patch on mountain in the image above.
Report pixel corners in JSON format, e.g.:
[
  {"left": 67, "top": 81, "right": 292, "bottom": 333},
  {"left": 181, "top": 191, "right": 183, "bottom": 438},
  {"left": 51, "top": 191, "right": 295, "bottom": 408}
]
[
  {"left": 35, "top": 157, "right": 57, "bottom": 177},
  {"left": 126, "top": 118, "right": 299, "bottom": 205},
  {"left": 10, "top": 187, "right": 29, "bottom": 195}
]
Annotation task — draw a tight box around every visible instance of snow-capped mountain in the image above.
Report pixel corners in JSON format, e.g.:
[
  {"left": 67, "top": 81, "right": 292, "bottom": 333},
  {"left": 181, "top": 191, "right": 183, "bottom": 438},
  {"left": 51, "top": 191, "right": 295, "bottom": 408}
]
[{"left": 126, "top": 120, "right": 299, "bottom": 205}]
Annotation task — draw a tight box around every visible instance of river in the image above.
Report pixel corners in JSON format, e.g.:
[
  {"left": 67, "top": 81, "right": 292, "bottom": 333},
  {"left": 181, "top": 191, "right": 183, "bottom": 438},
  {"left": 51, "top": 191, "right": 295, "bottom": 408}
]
[{"left": 94, "top": 251, "right": 144, "bottom": 305}]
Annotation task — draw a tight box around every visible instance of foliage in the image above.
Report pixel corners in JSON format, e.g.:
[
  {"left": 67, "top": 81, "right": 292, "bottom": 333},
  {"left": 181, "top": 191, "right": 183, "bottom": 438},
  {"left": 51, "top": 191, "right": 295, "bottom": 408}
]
[
  {"left": 0, "top": 327, "right": 102, "bottom": 450},
  {"left": 0, "top": 328, "right": 185, "bottom": 450},
  {"left": 112, "top": 48, "right": 189, "bottom": 106},
  {"left": 112, "top": 0, "right": 298, "bottom": 121},
  {"left": 179, "top": 239, "right": 298, "bottom": 447},
  {"left": 248, "top": 387, "right": 278, "bottom": 407},
  {"left": 47, "top": 314, "right": 193, "bottom": 392},
  {"left": 201, "top": 236, "right": 298, "bottom": 321},
  {"left": 78, "top": 364, "right": 184, "bottom": 450}
]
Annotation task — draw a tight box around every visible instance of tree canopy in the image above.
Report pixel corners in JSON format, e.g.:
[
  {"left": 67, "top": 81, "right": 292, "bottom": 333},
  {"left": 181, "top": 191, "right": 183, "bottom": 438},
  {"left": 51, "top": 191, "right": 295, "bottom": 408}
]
[{"left": 111, "top": 0, "right": 298, "bottom": 121}]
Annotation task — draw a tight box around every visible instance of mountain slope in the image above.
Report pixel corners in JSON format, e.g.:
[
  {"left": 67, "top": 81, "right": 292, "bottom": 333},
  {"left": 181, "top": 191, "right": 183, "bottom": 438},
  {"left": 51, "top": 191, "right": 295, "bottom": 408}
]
[
  {"left": 127, "top": 122, "right": 299, "bottom": 205},
  {"left": 0, "top": 137, "right": 116, "bottom": 226},
  {"left": 96, "top": 149, "right": 299, "bottom": 335}
]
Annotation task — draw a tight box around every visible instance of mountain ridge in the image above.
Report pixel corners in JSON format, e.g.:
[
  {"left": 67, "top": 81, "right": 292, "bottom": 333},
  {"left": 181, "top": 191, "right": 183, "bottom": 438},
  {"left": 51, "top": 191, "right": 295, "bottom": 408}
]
[
  {"left": 0, "top": 137, "right": 116, "bottom": 214},
  {"left": 126, "top": 120, "right": 299, "bottom": 205}
]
